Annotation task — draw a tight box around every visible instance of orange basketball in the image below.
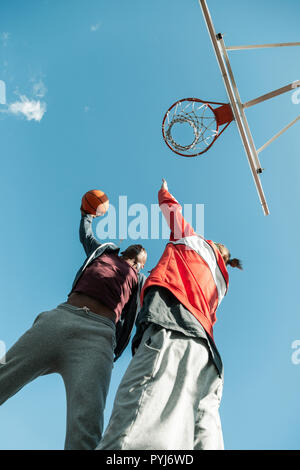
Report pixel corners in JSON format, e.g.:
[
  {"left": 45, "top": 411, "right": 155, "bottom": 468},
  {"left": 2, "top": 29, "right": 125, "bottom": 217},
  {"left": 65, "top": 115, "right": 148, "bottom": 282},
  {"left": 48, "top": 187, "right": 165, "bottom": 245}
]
[{"left": 81, "top": 189, "right": 109, "bottom": 216}]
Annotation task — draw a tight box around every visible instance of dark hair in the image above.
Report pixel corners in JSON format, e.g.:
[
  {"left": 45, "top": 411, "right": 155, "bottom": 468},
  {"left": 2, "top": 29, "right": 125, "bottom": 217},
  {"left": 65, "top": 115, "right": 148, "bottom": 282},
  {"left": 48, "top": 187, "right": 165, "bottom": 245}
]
[
  {"left": 227, "top": 257, "right": 243, "bottom": 270},
  {"left": 120, "top": 244, "right": 146, "bottom": 261},
  {"left": 214, "top": 242, "right": 243, "bottom": 271}
]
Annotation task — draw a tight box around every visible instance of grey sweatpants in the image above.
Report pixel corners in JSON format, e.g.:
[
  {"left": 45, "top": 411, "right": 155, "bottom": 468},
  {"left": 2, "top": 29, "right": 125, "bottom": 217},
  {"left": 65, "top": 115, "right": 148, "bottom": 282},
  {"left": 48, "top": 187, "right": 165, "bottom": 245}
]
[
  {"left": 96, "top": 324, "right": 224, "bottom": 450},
  {"left": 0, "top": 302, "right": 116, "bottom": 450}
]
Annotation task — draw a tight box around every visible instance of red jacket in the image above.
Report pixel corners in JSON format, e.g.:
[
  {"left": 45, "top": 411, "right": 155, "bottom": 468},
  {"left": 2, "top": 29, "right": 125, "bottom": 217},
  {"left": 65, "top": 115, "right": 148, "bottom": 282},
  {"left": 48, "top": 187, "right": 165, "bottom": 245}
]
[{"left": 140, "top": 188, "right": 229, "bottom": 340}]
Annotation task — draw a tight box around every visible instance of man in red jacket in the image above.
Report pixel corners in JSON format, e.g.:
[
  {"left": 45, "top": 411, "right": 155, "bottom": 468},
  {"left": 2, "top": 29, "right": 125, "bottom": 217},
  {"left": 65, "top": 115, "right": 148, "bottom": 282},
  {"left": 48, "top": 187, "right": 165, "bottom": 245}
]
[{"left": 96, "top": 179, "right": 242, "bottom": 450}]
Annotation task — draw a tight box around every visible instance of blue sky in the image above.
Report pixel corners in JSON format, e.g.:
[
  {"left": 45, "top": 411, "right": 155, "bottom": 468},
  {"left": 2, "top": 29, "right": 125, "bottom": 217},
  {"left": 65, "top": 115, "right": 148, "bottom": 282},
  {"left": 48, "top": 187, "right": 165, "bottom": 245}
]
[{"left": 0, "top": 0, "right": 300, "bottom": 450}]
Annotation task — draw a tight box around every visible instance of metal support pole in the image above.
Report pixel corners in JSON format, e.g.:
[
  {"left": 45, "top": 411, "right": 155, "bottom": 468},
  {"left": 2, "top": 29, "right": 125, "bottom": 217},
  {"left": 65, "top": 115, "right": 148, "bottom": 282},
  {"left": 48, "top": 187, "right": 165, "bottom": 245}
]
[
  {"left": 227, "top": 42, "right": 300, "bottom": 51},
  {"left": 244, "top": 81, "right": 300, "bottom": 109},
  {"left": 257, "top": 115, "right": 300, "bottom": 154},
  {"left": 218, "top": 35, "right": 263, "bottom": 172}
]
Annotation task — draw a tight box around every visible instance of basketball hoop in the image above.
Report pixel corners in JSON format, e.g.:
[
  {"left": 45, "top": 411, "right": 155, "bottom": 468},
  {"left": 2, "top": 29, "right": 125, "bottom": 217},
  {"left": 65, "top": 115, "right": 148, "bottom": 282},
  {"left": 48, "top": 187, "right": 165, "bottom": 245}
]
[{"left": 162, "top": 98, "right": 234, "bottom": 157}]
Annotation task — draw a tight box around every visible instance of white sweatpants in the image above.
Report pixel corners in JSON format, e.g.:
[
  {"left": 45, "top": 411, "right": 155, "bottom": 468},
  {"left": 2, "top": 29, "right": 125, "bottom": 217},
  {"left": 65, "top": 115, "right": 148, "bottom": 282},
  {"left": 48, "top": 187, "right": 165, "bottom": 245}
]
[{"left": 96, "top": 324, "right": 224, "bottom": 450}]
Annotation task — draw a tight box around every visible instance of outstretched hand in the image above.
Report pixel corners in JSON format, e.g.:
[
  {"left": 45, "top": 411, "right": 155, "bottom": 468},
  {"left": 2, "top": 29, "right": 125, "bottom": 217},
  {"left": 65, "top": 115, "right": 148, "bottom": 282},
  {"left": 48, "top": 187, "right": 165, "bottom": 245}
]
[{"left": 161, "top": 178, "right": 168, "bottom": 191}]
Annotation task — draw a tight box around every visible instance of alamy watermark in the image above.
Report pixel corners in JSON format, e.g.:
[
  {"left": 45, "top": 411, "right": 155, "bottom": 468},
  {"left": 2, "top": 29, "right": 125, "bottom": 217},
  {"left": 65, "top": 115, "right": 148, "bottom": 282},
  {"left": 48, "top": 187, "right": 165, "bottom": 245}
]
[
  {"left": 0, "top": 340, "right": 6, "bottom": 364},
  {"left": 94, "top": 197, "right": 205, "bottom": 241},
  {"left": 291, "top": 80, "right": 300, "bottom": 105},
  {"left": 291, "top": 340, "right": 300, "bottom": 365},
  {"left": 0, "top": 80, "right": 6, "bottom": 105}
]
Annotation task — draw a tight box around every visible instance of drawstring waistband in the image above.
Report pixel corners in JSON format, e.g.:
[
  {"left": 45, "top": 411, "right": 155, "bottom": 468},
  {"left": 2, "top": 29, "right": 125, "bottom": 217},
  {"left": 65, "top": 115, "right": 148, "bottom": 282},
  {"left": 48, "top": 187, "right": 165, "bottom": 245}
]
[{"left": 58, "top": 302, "right": 116, "bottom": 330}]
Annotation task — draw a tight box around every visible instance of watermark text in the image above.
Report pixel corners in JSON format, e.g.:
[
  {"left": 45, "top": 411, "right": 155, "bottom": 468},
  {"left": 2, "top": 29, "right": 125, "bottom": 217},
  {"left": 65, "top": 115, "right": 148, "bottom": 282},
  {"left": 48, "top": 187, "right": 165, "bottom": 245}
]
[
  {"left": 0, "top": 340, "right": 6, "bottom": 364},
  {"left": 95, "top": 197, "right": 204, "bottom": 241},
  {"left": 0, "top": 80, "right": 6, "bottom": 105},
  {"left": 291, "top": 80, "right": 300, "bottom": 105},
  {"left": 291, "top": 340, "right": 300, "bottom": 365}
]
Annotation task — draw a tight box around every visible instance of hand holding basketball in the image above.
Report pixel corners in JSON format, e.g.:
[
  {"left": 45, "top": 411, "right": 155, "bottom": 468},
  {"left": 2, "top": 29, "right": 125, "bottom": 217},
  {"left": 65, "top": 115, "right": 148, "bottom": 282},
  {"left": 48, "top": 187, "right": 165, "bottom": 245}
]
[
  {"left": 81, "top": 209, "right": 96, "bottom": 217},
  {"left": 81, "top": 189, "right": 109, "bottom": 217}
]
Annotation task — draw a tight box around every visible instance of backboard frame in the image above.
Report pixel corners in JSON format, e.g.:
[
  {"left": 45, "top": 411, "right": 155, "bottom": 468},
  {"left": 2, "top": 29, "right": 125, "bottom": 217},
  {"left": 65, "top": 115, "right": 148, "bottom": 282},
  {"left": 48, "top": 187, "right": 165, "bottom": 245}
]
[{"left": 199, "top": 0, "right": 300, "bottom": 216}]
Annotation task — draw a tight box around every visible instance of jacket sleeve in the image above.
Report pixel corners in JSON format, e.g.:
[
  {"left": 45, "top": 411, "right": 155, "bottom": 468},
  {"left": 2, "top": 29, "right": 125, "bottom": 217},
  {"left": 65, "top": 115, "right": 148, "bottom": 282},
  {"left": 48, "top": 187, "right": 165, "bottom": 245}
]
[
  {"left": 79, "top": 214, "right": 101, "bottom": 256},
  {"left": 158, "top": 188, "right": 196, "bottom": 241},
  {"left": 114, "top": 272, "right": 147, "bottom": 361}
]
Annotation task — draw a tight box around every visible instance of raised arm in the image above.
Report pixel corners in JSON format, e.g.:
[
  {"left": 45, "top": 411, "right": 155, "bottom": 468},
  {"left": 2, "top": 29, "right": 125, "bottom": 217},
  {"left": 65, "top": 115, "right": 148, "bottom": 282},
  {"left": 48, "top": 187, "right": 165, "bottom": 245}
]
[
  {"left": 158, "top": 179, "right": 196, "bottom": 241},
  {"left": 79, "top": 212, "right": 101, "bottom": 256}
]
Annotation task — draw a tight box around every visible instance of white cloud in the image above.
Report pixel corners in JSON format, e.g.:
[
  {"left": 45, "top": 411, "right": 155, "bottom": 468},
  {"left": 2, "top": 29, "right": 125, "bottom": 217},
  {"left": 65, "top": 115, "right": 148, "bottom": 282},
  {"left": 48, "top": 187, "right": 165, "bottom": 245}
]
[
  {"left": 32, "top": 80, "right": 47, "bottom": 98},
  {"left": 1, "top": 32, "right": 10, "bottom": 47},
  {"left": 90, "top": 23, "right": 100, "bottom": 32},
  {"left": 8, "top": 95, "right": 46, "bottom": 122}
]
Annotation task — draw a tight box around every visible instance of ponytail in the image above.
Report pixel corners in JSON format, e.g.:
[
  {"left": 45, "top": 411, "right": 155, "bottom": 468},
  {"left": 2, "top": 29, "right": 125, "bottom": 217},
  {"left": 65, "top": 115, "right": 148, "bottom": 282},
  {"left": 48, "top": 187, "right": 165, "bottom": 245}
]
[
  {"left": 213, "top": 241, "right": 243, "bottom": 271},
  {"left": 227, "top": 258, "right": 243, "bottom": 270}
]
